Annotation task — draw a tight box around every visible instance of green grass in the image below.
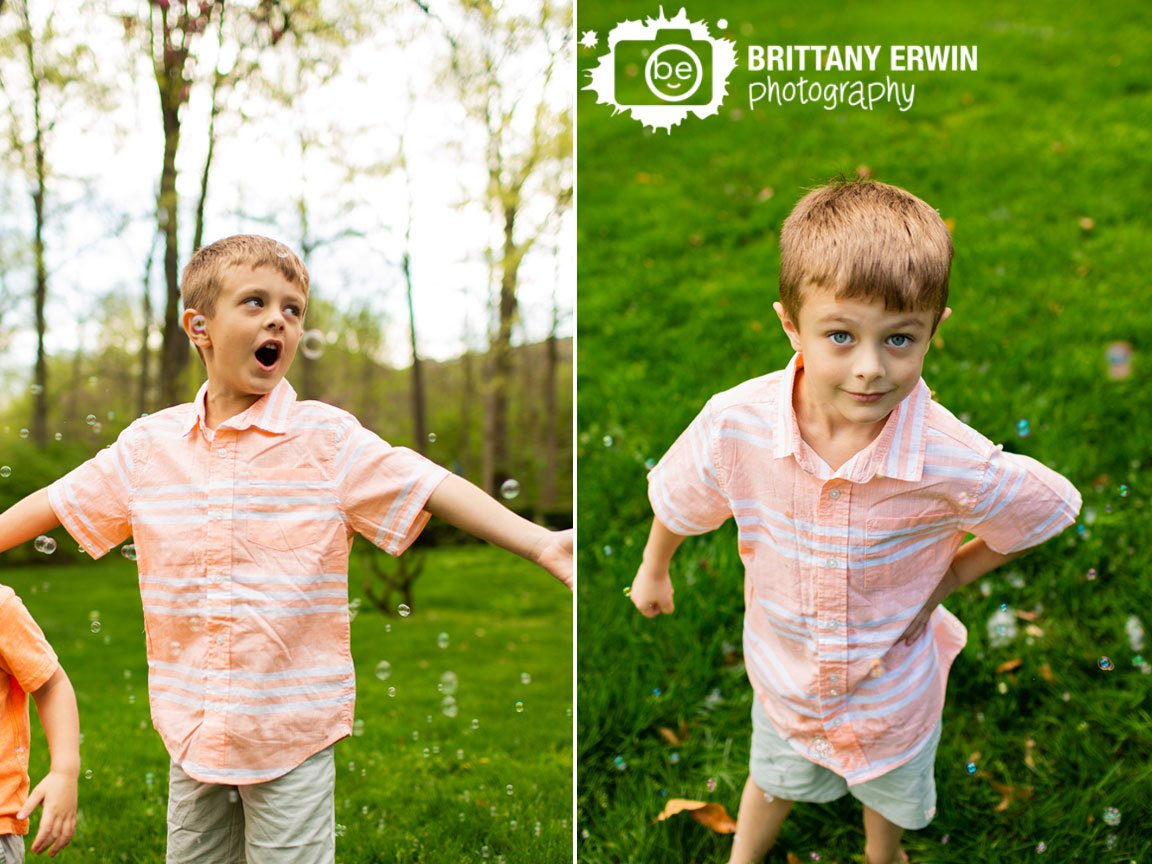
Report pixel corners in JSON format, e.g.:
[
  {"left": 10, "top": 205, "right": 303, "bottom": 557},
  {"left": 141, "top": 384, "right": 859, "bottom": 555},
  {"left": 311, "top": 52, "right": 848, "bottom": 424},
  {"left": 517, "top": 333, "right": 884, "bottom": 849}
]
[
  {"left": 576, "top": 0, "right": 1152, "bottom": 861},
  {"left": 8, "top": 544, "right": 572, "bottom": 863}
]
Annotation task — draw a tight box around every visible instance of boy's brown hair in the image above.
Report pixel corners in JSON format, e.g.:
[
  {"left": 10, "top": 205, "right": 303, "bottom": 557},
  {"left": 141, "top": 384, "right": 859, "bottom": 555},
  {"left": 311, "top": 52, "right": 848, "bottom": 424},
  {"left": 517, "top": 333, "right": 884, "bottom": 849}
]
[
  {"left": 181, "top": 235, "right": 310, "bottom": 318},
  {"left": 779, "top": 178, "right": 952, "bottom": 329}
]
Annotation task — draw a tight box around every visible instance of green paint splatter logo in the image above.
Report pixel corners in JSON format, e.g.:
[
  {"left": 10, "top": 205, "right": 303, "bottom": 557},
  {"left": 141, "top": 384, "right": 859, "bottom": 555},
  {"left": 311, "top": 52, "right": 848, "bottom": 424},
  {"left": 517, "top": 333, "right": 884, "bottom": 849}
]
[{"left": 583, "top": 8, "right": 737, "bottom": 133}]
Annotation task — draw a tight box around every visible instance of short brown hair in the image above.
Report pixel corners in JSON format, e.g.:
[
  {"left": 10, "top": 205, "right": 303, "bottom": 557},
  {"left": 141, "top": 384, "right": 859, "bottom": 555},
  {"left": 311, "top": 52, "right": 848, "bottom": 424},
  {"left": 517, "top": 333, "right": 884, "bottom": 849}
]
[
  {"left": 779, "top": 178, "right": 952, "bottom": 328},
  {"left": 181, "top": 235, "right": 310, "bottom": 318}
]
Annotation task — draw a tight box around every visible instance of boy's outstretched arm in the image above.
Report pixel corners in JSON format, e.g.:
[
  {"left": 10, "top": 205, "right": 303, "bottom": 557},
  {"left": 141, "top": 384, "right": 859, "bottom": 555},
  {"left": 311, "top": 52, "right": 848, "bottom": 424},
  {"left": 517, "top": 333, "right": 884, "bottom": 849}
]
[
  {"left": 630, "top": 517, "right": 687, "bottom": 618},
  {"left": 899, "top": 538, "right": 1025, "bottom": 645},
  {"left": 18, "top": 667, "right": 80, "bottom": 857},
  {"left": 425, "top": 474, "right": 572, "bottom": 588},
  {"left": 0, "top": 489, "right": 61, "bottom": 553}
]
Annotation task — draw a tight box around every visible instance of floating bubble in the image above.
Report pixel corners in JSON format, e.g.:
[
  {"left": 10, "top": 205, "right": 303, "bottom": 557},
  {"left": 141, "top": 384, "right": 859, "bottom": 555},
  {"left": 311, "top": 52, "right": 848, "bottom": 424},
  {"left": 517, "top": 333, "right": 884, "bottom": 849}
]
[
  {"left": 54, "top": 432, "right": 62, "bottom": 441},
  {"left": 300, "top": 329, "right": 326, "bottom": 360},
  {"left": 602, "top": 545, "right": 613, "bottom": 556},
  {"left": 1036, "top": 841, "right": 1047, "bottom": 853},
  {"left": 387, "top": 686, "right": 396, "bottom": 697},
  {"left": 438, "top": 632, "right": 450, "bottom": 649},
  {"left": 652, "top": 687, "right": 661, "bottom": 697},
  {"left": 191, "top": 314, "right": 207, "bottom": 334},
  {"left": 145, "top": 771, "right": 154, "bottom": 787},
  {"left": 966, "top": 761, "right": 977, "bottom": 775},
  {"left": 706, "top": 778, "right": 717, "bottom": 792},
  {"left": 84, "top": 769, "right": 93, "bottom": 780},
  {"left": 0, "top": 467, "right": 10, "bottom": 478},
  {"left": 1098, "top": 657, "right": 1114, "bottom": 671},
  {"left": 645, "top": 457, "right": 657, "bottom": 470},
  {"left": 398, "top": 604, "right": 411, "bottom": 617},
  {"left": 1102, "top": 806, "right": 1121, "bottom": 827},
  {"left": 19, "top": 428, "right": 29, "bottom": 439},
  {"left": 439, "top": 671, "right": 459, "bottom": 695},
  {"left": 30, "top": 383, "right": 43, "bottom": 395},
  {"left": 514, "top": 700, "right": 524, "bottom": 713},
  {"left": 353, "top": 719, "right": 365, "bottom": 737},
  {"left": 1126, "top": 616, "right": 1146, "bottom": 652},
  {"left": 670, "top": 752, "right": 680, "bottom": 764},
  {"left": 427, "top": 432, "right": 437, "bottom": 444},
  {"left": 499, "top": 479, "right": 521, "bottom": 500},
  {"left": 275, "top": 244, "right": 291, "bottom": 259},
  {"left": 471, "top": 718, "right": 480, "bottom": 730},
  {"left": 374, "top": 661, "right": 393, "bottom": 680},
  {"left": 335, "top": 823, "right": 346, "bottom": 837},
  {"left": 1087, "top": 568, "right": 1098, "bottom": 580},
  {"left": 622, "top": 586, "right": 631, "bottom": 597},
  {"left": 987, "top": 607, "right": 1017, "bottom": 648},
  {"left": 1016, "top": 419, "right": 1031, "bottom": 438},
  {"left": 1106, "top": 341, "right": 1133, "bottom": 380},
  {"left": 121, "top": 544, "right": 137, "bottom": 561},
  {"left": 441, "top": 696, "right": 459, "bottom": 718},
  {"left": 90, "top": 620, "right": 102, "bottom": 634},
  {"left": 1118, "top": 485, "right": 1130, "bottom": 497},
  {"left": 999, "top": 602, "right": 1008, "bottom": 611},
  {"left": 86, "top": 414, "right": 97, "bottom": 426},
  {"left": 520, "top": 672, "right": 531, "bottom": 685},
  {"left": 603, "top": 435, "right": 614, "bottom": 447},
  {"left": 505, "top": 784, "right": 514, "bottom": 796},
  {"left": 34, "top": 536, "right": 57, "bottom": 555}
]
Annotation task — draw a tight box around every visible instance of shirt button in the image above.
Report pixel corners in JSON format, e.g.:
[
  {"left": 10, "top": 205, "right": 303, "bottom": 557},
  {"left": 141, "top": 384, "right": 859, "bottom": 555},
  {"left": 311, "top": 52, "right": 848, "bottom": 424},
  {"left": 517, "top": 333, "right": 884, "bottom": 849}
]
[
  {"left": 825, "top": 557, "right": 838, "bottom": 568},
  {"left": 828, "top": 489, "right": 841, "bottom": 500},
  {"left": 215, "top": 635, "right": 225, "bottom": 645},
  {"left": 829, "top": 674, "right": 840, "bottom": 683},
  {"left": 217, "top": 448, "right": 228, "bottom": 458}
]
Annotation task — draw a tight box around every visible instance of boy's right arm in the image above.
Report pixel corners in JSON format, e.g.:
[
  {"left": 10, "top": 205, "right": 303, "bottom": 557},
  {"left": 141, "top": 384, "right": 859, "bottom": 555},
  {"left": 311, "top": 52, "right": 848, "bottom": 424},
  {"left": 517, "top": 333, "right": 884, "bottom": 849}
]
[
  {"left": 630, "top": 517, "right": 688, "bottom": 618},
  {"left": 0, "top": 489, "right": 60, "bottom": 553},
  {"left": 19, "top": 666, "right": 79, "bottom": 857}
]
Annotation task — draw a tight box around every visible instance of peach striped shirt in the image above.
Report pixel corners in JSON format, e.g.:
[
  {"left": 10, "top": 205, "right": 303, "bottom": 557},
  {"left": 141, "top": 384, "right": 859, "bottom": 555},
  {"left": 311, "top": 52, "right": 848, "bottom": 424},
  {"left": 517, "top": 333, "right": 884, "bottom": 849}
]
[
  {"left": 49, "top": 380, "right": 448, "bottom": 784},
  {"left": 649, "top": 355, "right": 1081, "bottom": 783}
]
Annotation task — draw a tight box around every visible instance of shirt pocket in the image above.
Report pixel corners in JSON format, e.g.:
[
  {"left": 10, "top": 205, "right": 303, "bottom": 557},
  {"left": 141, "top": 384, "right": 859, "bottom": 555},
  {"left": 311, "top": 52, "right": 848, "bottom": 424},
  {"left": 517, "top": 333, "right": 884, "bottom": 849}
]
[
  {"left": 242, "top": 443, "right": 332, "bottom": 552},
  {"left": 863, "top": 512, "right": 957, "bottom": 591}
]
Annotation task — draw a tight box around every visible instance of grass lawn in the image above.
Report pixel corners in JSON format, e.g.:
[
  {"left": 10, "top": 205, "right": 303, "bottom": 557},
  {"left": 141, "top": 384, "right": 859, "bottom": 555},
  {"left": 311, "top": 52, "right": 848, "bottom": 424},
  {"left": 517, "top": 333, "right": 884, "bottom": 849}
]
[
  {"left": 576, "top": 0, "right": 1152, "bottom": 862},
  {"left": 7, "top": 542, "right": 572, "bottom": 863}
]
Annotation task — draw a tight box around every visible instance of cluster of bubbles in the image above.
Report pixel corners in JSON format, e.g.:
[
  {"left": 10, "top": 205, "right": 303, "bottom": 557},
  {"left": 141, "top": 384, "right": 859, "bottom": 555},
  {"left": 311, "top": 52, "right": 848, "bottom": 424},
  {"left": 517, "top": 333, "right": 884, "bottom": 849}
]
[{"left": 34, "top": 535, "right": 57, "bottom": 555}]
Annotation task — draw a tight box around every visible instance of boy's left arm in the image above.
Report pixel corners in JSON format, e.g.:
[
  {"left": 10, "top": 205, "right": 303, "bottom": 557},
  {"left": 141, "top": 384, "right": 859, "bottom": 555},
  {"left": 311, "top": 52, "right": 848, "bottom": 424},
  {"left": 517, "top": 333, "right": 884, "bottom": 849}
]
[
  {"left": 899, "top": 538, "right": 1024, "bottom": 645},
  {"left": 425, "top": 474, "right": 572, "bottom": 588},
  {"left": 18, "top": 666, "right": 80, "bottom": 857}
]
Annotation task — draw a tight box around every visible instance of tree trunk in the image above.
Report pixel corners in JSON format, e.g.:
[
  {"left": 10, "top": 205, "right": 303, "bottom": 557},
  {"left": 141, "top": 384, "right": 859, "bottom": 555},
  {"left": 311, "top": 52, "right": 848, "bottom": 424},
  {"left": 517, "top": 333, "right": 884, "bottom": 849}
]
[
  {"left": 157, "top": 97, "right": 187, "bottom": 407},
  {"left": 482, "top": 202, "right": 519, "bottom": 495},
  {"left": 403, "top": 252, "right": 427, "bottom": 454},
  {"left": 137, "top": 234, "right": 159, "bottom": 418},
  {"left": 540, "top": 325, "right": 558, "bottom": 515},
  {"left": 21, "top": 9, "right": 48, "bottom": 448}
]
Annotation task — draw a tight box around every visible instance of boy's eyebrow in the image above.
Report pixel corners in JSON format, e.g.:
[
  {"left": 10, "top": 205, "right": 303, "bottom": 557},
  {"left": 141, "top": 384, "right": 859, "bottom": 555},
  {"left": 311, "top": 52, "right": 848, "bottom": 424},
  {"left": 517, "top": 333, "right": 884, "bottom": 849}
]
[{"left": 819, "top": 314, "right": 929, "bottom": 330}]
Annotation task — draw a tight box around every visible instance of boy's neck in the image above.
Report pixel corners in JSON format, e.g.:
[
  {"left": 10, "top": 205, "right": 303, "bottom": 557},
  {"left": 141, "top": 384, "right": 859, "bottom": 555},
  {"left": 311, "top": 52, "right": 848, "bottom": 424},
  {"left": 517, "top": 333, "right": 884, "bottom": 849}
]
[
  {"left": 793, "top": 369, "right": 889, "bottom": 471},
  {"left": 202, "top": 385, "right": 263, "bottom": 431}
]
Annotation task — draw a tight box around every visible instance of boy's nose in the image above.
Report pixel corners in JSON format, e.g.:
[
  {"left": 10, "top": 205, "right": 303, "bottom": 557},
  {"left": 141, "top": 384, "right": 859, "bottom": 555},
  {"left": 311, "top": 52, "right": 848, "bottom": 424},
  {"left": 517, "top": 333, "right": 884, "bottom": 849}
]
[{"left": 853, "top": 347, "right": 884, "bottom": 381}]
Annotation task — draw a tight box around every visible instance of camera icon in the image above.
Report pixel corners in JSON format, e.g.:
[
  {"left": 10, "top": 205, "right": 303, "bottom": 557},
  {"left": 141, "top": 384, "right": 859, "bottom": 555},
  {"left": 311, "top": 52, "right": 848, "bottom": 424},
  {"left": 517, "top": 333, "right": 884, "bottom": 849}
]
[{"left": 614, "top": 29, "right": 713, "bottom": 106}]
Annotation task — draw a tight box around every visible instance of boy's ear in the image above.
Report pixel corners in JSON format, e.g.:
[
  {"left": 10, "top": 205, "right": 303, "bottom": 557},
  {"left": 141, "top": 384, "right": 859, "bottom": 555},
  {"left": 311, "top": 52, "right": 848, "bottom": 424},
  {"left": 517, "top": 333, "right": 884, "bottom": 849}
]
[
  {"left": 932, "top": 307, "right": 953, "bottom": 337},
  {"left": 773, "top": 301, "right": 803, "bottom": 353},
  {"left": 182, "top": 308, "right": 211, "bottom": 348}
]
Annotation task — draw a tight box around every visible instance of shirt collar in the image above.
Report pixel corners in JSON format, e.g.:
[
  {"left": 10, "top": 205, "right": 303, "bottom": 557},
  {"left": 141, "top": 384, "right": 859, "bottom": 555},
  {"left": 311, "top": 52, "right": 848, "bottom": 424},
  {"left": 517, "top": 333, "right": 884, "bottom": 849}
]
[
  {"left": 180, "top": 379, "right": 297, "bottom": 437},
  {"left": 773, "top": 352, "right": 929, "bottom": 483}
]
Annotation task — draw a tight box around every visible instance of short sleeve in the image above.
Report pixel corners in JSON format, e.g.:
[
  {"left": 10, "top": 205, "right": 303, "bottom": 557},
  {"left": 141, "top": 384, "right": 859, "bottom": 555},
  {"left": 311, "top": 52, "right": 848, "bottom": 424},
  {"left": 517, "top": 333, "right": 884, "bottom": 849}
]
[
  {"left": 0, "top": 588, "right": 58, "bottom": 694},
  {"left": 335, "top": 420, "right": 450, "bottom": 555},
  {"left": 648, "top": 401, "right": 731, "bottom": 535},
  {"left": 48, "top": 427, "right": 137, "bottom": 558},
  {"left": 960, "top": 448, "right": 1082, "bottom": 554}
]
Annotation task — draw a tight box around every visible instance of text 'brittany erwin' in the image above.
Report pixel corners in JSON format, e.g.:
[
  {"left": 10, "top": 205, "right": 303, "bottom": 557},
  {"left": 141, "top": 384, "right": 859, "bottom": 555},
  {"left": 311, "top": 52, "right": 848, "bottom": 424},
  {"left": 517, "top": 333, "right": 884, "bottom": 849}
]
[{"left": 747, "top": 45, "right": 978, "bottom": 73}]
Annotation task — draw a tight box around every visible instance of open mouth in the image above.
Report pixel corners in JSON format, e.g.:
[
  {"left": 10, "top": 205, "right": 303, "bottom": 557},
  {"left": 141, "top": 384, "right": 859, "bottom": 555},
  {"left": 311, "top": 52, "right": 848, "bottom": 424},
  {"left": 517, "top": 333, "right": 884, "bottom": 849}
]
[{"left": 254, "top": 341, "right": 282, "bottom": 370}]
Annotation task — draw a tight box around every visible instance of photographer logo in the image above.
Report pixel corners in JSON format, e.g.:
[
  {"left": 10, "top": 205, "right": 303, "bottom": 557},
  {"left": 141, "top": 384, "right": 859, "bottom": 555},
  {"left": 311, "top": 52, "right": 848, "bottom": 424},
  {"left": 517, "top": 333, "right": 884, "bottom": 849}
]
[{"left": 584, "top": 7, "right": 737, "bottom": 132}]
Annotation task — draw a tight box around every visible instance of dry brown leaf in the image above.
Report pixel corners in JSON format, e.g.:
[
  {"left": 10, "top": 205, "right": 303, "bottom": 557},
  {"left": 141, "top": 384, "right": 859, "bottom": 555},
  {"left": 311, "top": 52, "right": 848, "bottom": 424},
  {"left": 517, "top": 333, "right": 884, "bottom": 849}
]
[
  {"left": 1014, "top": 609, "right": 1041, "bottom": 621},
  {"left": 655, "top": 799, "right": 737, "bottom": 834},
  {"left": 786, "top": 853, "right": 804, "bottom": 864},
  {"left": 1039, "top": 663, "right": 1055, "bottom": 683},
  {"left": 1025, "top": 624, "right": 1045, "bottom": 639},
  {"left": 1024, "top": 738, "right": 1036, "bottom": 770},
  {"left": 996, "top": 658, "right": 1024, "bottom": 674},
  {"left": 658, "top": 722, "right": 689, "bottom": 746},
  {"left": 987, "top": 778, "right": 1033, "bottom": 811}
]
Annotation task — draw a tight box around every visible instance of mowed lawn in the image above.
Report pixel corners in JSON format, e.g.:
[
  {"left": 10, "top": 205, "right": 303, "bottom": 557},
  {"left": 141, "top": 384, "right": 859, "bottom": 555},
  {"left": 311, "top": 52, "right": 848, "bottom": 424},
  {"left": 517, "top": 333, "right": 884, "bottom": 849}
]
[
  {"left": 576, "top": 0, "right": 1152, "bottom": 862},
  {"left": 7, "top": 543, "right": 572, "bottom": 863}
]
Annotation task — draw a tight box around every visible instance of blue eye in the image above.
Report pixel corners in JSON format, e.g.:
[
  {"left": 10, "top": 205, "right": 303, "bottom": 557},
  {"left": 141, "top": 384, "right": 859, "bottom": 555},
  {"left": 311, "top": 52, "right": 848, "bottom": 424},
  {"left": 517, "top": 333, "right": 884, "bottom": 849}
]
[
  {"left": 244, "top": 297, "right": 263, "bottom": 308},
  {"left": 888, "top": 334, "right": 913, "bottom": 348},
  {"left": 829, "top": 332, "right": 852, "bottom": 345},
  {"left": 285, "top": 305, "right": 302, "bottom": 318}
]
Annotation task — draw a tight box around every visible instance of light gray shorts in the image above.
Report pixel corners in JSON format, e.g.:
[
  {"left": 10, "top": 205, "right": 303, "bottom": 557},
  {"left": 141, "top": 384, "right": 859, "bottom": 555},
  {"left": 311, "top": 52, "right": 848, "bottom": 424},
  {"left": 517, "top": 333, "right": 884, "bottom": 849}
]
[
  {"left": 0, "top": 834, "right": 24, "bottom": 864},
  {"left": 749, "top": 699, "right": 941, "bottom": 830},
  {"left": 166, "top": 745, "right": 336, "bottom": 864}
]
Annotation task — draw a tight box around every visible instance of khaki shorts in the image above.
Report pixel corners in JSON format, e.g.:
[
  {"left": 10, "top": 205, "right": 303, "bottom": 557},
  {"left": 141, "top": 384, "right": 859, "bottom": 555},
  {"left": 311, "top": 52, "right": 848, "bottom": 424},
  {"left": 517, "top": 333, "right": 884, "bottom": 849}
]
[
  {"left": 750, "top": 699, "right": 941, "bottom": 830},
  {"left": 166, "top": 745, "right": 336, "bottom": 864},
  {"left": 0, "top": 834, "right": 24, "bottom": 864}
]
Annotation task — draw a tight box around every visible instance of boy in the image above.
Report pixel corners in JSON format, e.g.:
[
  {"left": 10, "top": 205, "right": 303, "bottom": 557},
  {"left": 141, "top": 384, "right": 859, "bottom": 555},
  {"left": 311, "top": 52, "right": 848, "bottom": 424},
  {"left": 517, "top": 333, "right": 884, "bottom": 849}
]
[
  {"left": 0, "top": 235, "right": 571, "bottom": 862},
  {"left": 0, "top": 586, "right": 80, "bottom": 861},
  {"left": 629, "top": 180, "right": 1080, "bottom": 864}
]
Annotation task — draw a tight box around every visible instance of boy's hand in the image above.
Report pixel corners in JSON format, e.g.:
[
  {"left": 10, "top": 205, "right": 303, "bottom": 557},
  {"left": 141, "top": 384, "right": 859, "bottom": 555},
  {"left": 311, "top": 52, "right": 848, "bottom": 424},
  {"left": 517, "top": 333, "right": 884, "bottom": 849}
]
[
  {"left": 533, "top": 528, "right": 573, "bottom": 588},
  {"left": 630, "top": 563, "right": 675, "bottom": 617},
  {"left": 899, "top": 566, "right": 961, "bottom": 645},
  {"left": 18, "top": 769, "right": 77, "bottom": 856}
]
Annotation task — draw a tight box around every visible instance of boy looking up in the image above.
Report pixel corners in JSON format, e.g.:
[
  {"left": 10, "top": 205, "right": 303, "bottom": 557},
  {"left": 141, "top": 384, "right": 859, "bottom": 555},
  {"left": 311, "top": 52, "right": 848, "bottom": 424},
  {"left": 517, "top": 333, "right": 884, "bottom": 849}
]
[
  {"left": 0, "top": 235, "right": 570, "bottom": 863},
  {"left": 0, "top": 586, "right": 79, "bottom": 860},
  {"left": 630, "top": 180, "right": 1080, "bottom": 864}
]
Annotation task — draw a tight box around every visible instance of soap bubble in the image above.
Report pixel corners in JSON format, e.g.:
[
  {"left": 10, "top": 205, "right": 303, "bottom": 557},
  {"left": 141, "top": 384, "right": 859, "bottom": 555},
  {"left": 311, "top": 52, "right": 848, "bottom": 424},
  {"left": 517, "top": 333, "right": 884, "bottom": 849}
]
[
  {"left": 987, "top": 607, "right": 1018, "bottom": 648},
  {"left": 514, "top": 700, "right": 524, "bottom": 713},
  {"left": 1106, "top": 341, "right": 1133, "bottom": 380},
  {"left": 120, "top": 544, "right": 137, "bottom": 561},
  {"left": 505, "top": 784, "right": 514, "bottom": 796},
  {"left": 438, "top": 671, "right": 459, "bottom": 695},
  {"left": 19, "top": 428, "right": 29, "bottom": 439},
  {"left": 1098, "top": 657, "right": 1114, "bottom": 671},
  {"left": 966, "top": 761, "right": 977, "bottom": 775},
  {"left": 387, "top": 687, "right": 396, "bottom": 697},
  {"left": 191, "top": 315, "right": 207, "bottom": 334},
  {"left": 1016, "top": 419, "right": 1031, "bottom": 438},
  {"left": 438, "top": 632, "right": 450, "bottom": 649},
  {"left": 86, "top": 414, "right": 97, "bottom": 426},
  {"left": 1036, "top": 841, "right": 1047, "bottom": 853},
  {"left": 34, "top": 536, "right": 57, "bottom": 555},
  {"left": 274, "top": 244, "right": 291, "bottom": 259},
  {"left": 471, "top": 718, "right": 479, "bottom": 730},
  {"left": 84, "top": 769, "right": 93, "bottom": 780},
  {"left": 427, "top": 432, "right": 437, "bottom": 444},
  {"left": 1087, "top": 568, "right": 1097, "bottom": 580},
  {"left": 520, "top": 672, "right": 531, "bottom": 685},
  {"left": 441, "top": 696, "right": 459, "bottom": 718},
  {"left": 398, "top": 604, "right": 411, "bottom": 617},
  {"left": 1118, "top": 485, "right": 1130, "bottom": 497},
  {"left": 622, "top": 586, "right": 632, "bottom": 597},
  {"left": 300, "top": 329, "right": 326, "bottom": 360},
  {"left": 30, "top": 383, "right": 43, "bottom": 395},
  {"left": 90, "top": 620, "right": 102, "bottom": 634},
  {"left": 374, "top": 661, "right": 393, "bottom": 680},
  {"left": 353, "top": 719, "right": 365, "bottom": 737},
  {"left": 603, "top": 435, "right": 614, "bottom": 447},
  {"left": 0, "top": 466, "right": 10, "bottom": 478},
  {"left": 499, "top": 479, "right": 521, "bottom": 500},
  {"left": 706, "top": 778, "right": 717, "bottom": 792},
  {"left": 1102, "top": 806, "right": 1121, "bottom": 827}
]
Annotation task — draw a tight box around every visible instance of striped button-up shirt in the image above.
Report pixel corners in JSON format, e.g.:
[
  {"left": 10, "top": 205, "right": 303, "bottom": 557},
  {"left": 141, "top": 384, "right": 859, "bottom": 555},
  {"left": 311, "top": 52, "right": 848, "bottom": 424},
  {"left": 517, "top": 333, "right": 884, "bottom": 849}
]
[
  {"left": 49, "top": 380, "right": 448, "bottom": 784},
  {"left": 649, "top": 354, "right": 1081, "bottom": 783}
]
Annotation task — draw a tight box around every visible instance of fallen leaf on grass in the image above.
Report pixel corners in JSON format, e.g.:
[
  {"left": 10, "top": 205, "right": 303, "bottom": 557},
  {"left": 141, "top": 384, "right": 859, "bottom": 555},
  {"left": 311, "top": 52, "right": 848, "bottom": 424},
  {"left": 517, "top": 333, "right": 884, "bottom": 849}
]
[
  {"left": 659, "top": 722, "right": 689, "bottom": 746},
  {"left": 1025, "top": 624, "right": 1045, "bottom": 638},
  {"left": 1024, "top": 738, "right": 1036, "bottom": 769},
  {"left": 786, "top": 854, "right": 804, "bottom": 864},
  {"left": 1039, "top": 663, "right": 1054, "bottom": 682},
  {"left": 987, "top": 777, "right": 1033, "bottom": 811},
  {"left": 656, "top": 799, "right": 737, "bottom": 834},
  {"left": 1014, "top": 609, "right": 1041, "bottom": 622},
  {"left": 996, "top": 658, "right": 1023, "bottom": 674}
]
